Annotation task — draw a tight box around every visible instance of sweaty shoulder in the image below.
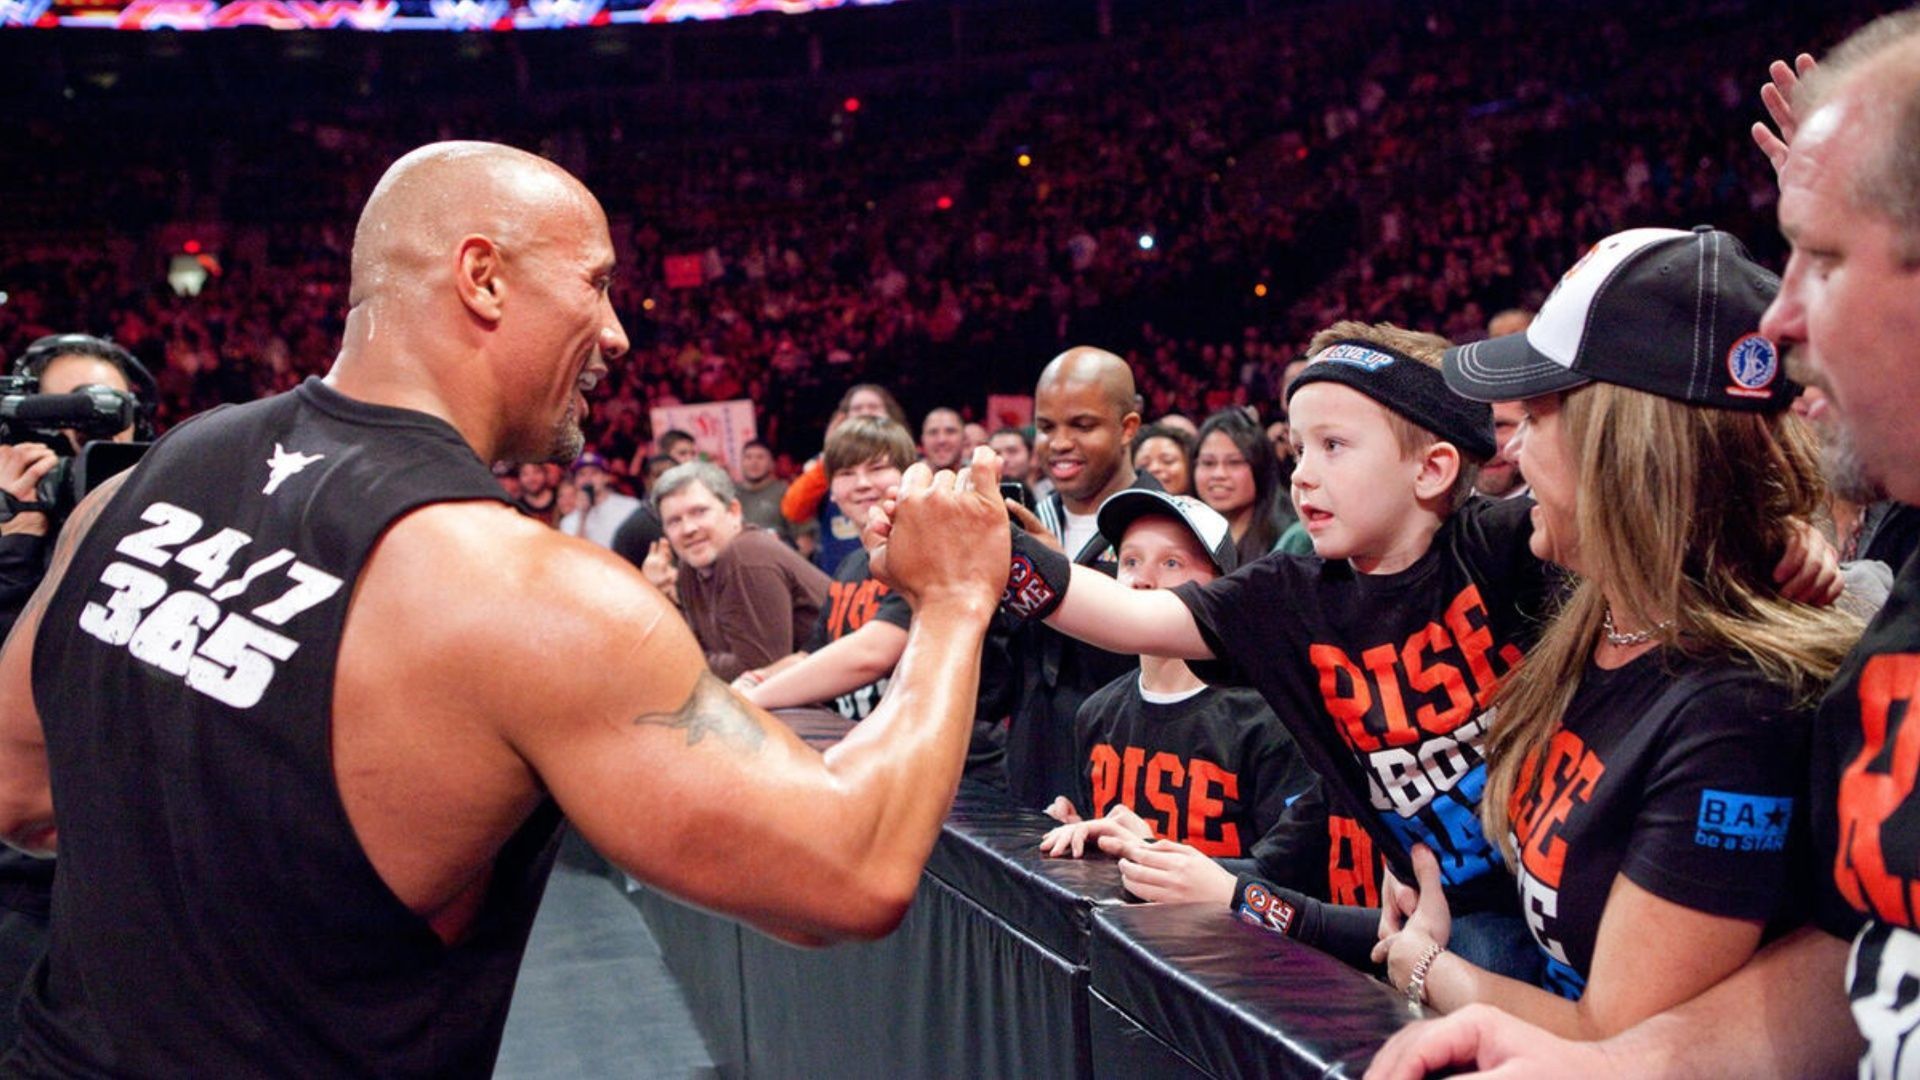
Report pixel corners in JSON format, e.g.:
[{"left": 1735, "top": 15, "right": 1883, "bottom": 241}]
[{"left": 339, "top": 499, "right": 693, "bottom": 739}]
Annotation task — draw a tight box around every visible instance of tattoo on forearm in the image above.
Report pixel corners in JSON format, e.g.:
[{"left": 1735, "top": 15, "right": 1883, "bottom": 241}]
[{"left": 632, "top": 671, "right": 767, "bottom": 752}]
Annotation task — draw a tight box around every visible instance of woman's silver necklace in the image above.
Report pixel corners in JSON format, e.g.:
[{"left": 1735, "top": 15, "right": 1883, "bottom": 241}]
[{"left": 1603, "top": 606, "right": 1673, "bottom": 648}]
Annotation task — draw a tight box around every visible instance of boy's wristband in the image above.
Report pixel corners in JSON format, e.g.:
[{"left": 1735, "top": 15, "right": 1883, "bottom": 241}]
[
  {"left": 1003, "top": 530, "right": 1071, "bottom": 621},
  {"left": 1233, "top": 874, "right": 1301, "bottom": 937}
]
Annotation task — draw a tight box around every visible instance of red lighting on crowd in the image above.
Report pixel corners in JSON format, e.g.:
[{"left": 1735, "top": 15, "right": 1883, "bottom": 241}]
[{"left": 843, "top": 97, "right": 861, "bottom": 113}]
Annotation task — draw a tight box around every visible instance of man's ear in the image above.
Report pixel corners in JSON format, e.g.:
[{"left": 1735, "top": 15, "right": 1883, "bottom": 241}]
[
  {"left": 456, "top": 235, "right": 505, "bottom": 324},
  {"left": 1413, "top": 442, "right": 1462, "bottom": 503}
]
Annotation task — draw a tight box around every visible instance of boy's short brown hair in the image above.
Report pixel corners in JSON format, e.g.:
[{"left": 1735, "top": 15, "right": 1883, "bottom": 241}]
[
  {"left": 824, "top": 416, "right": 917, "bottom": 476},
  {"left": 1302, "top": 320, "right": 1480, "bottom": 509}
]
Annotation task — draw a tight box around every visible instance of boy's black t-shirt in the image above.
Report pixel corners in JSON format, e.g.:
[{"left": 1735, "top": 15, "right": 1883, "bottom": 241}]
[
  {"left": 1508, "top": 652, "right": 1813, "bottom": 1000},
  {"left": 1172, "top": 496, "right": 1549, "bottom": 914},
  {"left": 807, "top": 548, "right": 913, "bottom": 721},
  {"left": 1073, "top": 675, "right": 1322, "bottom": 874},
  {"left": 1812, "top": 547, "right": 1920, "bottom": 1072}
]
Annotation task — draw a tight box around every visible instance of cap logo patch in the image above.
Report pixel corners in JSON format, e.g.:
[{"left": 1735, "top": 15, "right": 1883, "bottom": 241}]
[
  {"left": 1315, "top": 343, "right": 1396, "bottom": 371},
  {"left": 1725, "top": 333, "right": 1780, "bottom": 399}
]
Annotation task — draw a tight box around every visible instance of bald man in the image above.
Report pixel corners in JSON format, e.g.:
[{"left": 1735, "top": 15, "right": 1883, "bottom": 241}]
[
  {"left": 1025, "top": 347, "right": 1145, "bottom": 555},
  {"left": 0, "top": 142, "right": 1009, "bottom": 1074},
  {"left": 1002, "top": 347, "right": 1154, "bottom": 806}
]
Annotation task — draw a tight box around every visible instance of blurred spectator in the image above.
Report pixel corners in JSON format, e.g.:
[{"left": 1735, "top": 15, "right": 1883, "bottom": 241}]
[
  {"left": 515, "top": 462, "right": 563, "bottom": 524},
  {"left": 1132, "top": 422, "right": 1197, "bottom": 497},
  {"left": 733, "top": 439, "right": 791, "bottom": 538},
  {"left": 557, "top": 452, "right": 641, "bottom": 548},
  {"left": 920, "top": 407, "right": 966, "bottom": 471},
  {"left": 988, "top": 426, "right": 1034, "bottom": 486},
  {"left": 1194, "top": 410, "right": 1290, "bottom": 564}
]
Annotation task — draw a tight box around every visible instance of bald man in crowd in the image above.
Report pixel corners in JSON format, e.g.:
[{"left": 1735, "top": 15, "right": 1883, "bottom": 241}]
[
  {"left": 1002, "top": 347, "right": 1156, "bottom": 806},
  {"left": 1369, "top": 11, "right": 1920, "bottom": 1077},
  {"left": 0, "top": 141, "right": 1009, "bottom": 1075}
]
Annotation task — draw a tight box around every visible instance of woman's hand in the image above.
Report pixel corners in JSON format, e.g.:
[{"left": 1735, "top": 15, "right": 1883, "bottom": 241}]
[{"left": 1373, "top": 845, "right": 1454, "bottom": 992}]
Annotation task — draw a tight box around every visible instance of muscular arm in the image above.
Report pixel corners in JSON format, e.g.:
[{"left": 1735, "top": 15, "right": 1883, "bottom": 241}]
[
  {"left": 745, "top": 619, "right": 908, "bottom": 712},
  {"left": 353, "top": 458, "right": 1008, "bottom": 947},
  {"left": 0, "top": 471, "right": 132, "bottom": 853}
]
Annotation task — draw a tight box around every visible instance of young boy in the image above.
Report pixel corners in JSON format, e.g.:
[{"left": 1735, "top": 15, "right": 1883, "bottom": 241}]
[
  {"left": 742, "top": 416, "right": 1011, "bottom": 783},
  {"left": 1037, "top": 490, "right": 1326, "bottom": 896},
  {"left": 1001, "top": 321, "right": 1549, "bottom": 974}
]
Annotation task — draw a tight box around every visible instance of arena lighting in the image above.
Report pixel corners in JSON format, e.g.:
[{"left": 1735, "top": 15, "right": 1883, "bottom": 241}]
[
  {"left": 642, "top": 297, "right": 656, "bottom": 311},
  {"left": 183, "top": 239, "right": 202, "bottom": 254},
  {"left": 1254, "top": 283, "right": 1268, "bottom": 297},
  {"left": 9, "top": 0, "right": 916, "bottom": 30},
  {"left": 1016, "top": 153, "right": 1032, "bottom": 168},
  {"left": 842, "top": 96, "right": 861, "bottom": 113},
  {"left": 935, "top": 195, "right": 953, "bottom": 211},
  {"left": 1137, "top": 234, "right": 1154, "bottom": 251}
]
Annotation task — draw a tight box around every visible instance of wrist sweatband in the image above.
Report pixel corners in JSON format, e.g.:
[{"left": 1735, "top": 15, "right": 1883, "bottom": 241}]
[
  {"left": 1286, "top": 339, "right": 1497, "bottom": 462},
  {"left": 1233, "top": 875, "right": 1384, "bottom": 970},
  {"left": 1233, "top": 874, "right": 1304, "bottom": 937},
  {"left": 1003, "top": 529, "right": 1071, "bottom": 621}
]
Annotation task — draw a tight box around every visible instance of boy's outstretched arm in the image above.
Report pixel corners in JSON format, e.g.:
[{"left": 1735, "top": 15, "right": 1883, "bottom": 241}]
[
  {"left": 1045, "top": 562, "right": 1213, "bottom": 660},
  {"left": 867, "top": 485, "right": 1216, "bottom": 661}
]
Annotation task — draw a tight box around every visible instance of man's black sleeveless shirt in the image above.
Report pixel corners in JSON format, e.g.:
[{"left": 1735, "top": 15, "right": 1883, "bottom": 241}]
[{"left": 11, "top": 378, "right": 564, "bottom": 1077}]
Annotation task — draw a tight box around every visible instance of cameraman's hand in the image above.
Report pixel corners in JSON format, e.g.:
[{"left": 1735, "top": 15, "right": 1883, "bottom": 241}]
[{"left": 0, "top": 444, "right": 58, "bottom": 537}]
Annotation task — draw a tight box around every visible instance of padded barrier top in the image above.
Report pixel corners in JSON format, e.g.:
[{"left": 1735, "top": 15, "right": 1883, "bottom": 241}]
[
  {"left": 926, "top": 778, "right": 1130, "bottom": 961},
  {"left": 1091, "top": 902, "right": 1411, "bottom": 1080}
]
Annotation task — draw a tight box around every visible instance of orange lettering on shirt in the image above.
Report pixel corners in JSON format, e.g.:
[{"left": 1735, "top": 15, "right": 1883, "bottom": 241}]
[
  {"left": 1143, "top": 752, "right": 1186, "bottom": 839},
  {"left": 1402, "top": 621, "right": 1474, "bottom": 736},
  {"left": 1836, "top": 654, "right": 1920, "bottom": 926},
  {"left": 1185, "top": 759, "right": 1240, "bottom": 857},
  {"left": 1446, "top": 584, "right": 1523, "bottom": 708},
  {"left": 1509, "top": 729, "right": 1605, "bottom": 890},
  {"left": 1361, "top": 642, "right": 1417, "bottom": 748},
  {"left": 1088, "top": 744, "right": 1121, "bottom": 818},
  {"left": 1329, "top": 814, "right": 1381, "bottom": 908},
  {"left": 1312, "top": 643, "right": 1379, "bottom": 753}
]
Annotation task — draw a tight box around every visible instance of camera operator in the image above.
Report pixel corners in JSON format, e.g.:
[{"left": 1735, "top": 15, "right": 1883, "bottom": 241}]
[
  {"left": 0, "top": 336, "right": 142, "bottom": 634},
  {"left": 0, "top": 333, "right": 144, "bottom": 1051}
]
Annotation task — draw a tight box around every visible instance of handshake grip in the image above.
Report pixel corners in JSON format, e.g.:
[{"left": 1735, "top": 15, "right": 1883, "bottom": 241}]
[{"left": 1002, "top": 530, "right": 1071, "bottom": 622}]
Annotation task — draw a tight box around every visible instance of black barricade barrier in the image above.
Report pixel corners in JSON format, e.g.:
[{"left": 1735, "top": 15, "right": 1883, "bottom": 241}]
[{"left": 633, "top": 709, "right": 1410, "bottom": 1078}]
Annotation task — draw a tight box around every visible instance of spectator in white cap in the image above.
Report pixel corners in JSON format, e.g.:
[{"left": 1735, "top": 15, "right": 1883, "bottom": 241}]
[{"left": 1039, "top": 489, "right": 1325, "bottom": 902}]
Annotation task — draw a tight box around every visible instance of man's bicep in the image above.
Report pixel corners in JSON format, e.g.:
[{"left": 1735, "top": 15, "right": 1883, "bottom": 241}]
[{"left": 0, "top": 470, "right": 125, "bottom": 849}]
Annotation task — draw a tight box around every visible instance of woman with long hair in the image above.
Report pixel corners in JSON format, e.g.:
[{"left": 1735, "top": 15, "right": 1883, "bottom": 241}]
[
  {"left": 1194, "top": 410, "right": 1289, "bottom": 565},
  {"left": 1376, "top": 228, "right": 1857, "bottom": 1038}
]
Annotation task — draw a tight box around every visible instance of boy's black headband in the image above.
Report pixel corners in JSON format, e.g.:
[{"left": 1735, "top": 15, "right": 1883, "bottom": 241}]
[{"left": 1285, "top": 340, "right": 1497, "bottom": 462}]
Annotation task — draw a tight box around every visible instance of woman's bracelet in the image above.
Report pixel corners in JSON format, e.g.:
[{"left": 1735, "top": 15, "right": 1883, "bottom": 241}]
[{"left": 1404, "top": 942, "right": 1446, "bottom": 1012}]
